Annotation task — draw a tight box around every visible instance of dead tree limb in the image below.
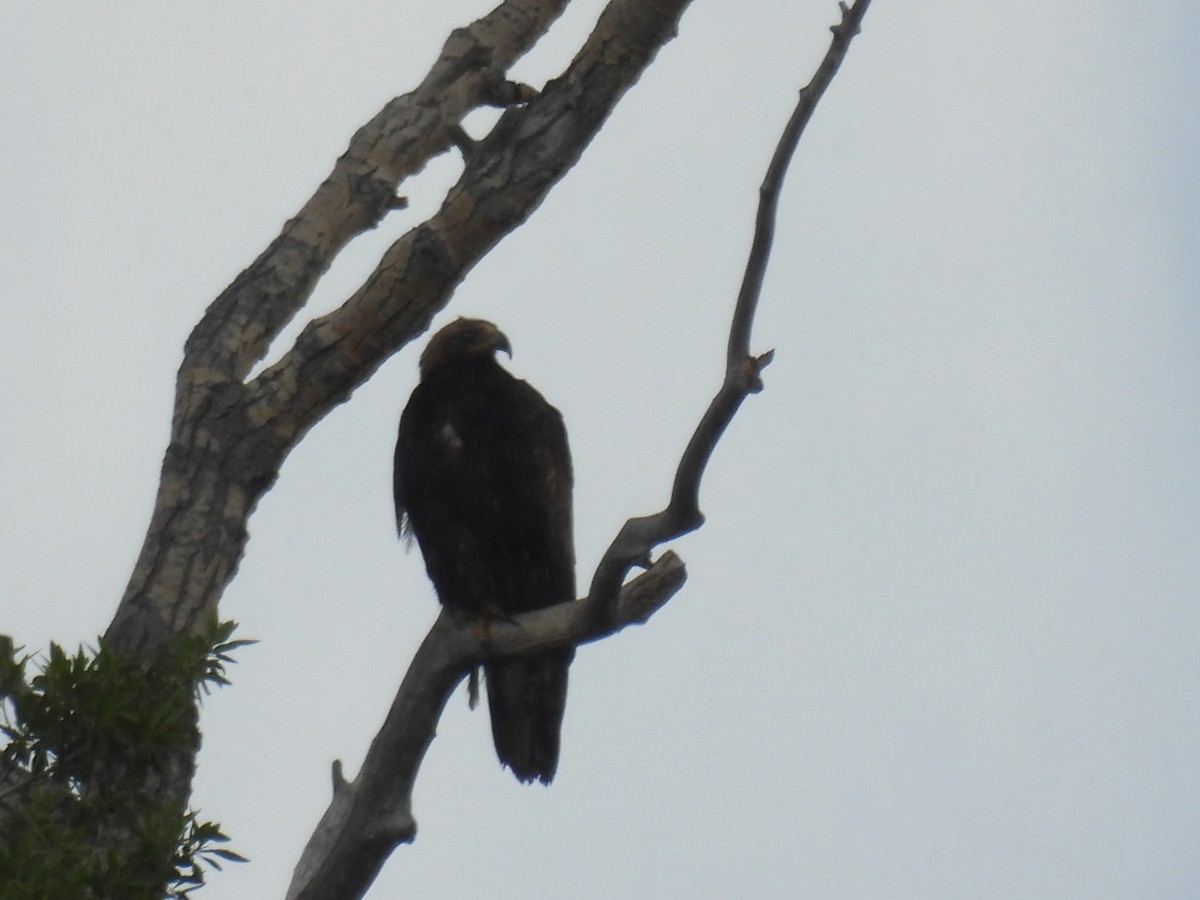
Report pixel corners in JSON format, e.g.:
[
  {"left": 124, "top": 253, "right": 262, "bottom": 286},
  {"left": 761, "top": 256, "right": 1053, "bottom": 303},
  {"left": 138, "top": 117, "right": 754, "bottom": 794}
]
[
  {"left": 287, "top": 4, "right": 872, "bottom": 898},
  {"left": 287, "top": 555, "right": 686, "bottom": 900},
  {"left": 585, "top": 0, "right": 873, "bottom": 625}
]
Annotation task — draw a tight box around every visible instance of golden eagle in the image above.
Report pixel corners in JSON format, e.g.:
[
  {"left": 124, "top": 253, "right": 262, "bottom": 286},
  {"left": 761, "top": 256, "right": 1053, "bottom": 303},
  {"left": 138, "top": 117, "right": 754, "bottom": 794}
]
[{"left": 394, "top": 318, "right": 574, "bottom": 784}]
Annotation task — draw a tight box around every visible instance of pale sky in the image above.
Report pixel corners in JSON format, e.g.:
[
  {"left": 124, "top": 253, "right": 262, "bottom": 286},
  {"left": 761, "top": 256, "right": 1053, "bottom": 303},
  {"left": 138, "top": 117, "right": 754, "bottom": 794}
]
[{"left": 3, "top": 2, "right": 1199, "bottom": 898}]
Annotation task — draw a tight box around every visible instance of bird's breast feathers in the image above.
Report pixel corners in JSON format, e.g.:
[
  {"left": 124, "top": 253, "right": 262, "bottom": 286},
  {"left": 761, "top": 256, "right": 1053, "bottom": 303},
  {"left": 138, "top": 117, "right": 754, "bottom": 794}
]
[{"left": 436, "top": 420, "right": 464, "bottom": 451}]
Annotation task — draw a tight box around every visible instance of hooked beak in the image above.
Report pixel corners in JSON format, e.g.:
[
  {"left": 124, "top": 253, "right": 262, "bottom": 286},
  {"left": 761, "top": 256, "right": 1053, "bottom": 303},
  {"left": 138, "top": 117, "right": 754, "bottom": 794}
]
[{"left": 490, "top": 327, "right": 512, "bottom": 359}]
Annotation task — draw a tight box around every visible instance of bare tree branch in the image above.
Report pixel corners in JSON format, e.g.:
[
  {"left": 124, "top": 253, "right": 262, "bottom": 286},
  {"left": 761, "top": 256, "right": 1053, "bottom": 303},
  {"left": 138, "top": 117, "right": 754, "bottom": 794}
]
[
  {"left": 586, "top": 0, "right": 873, "bottom": 626},
  {"left": 242, "top": 0, "right": 706, "bottom": 446},
  {"left": 183, "top": 0, "right": 568, "bottom": 387},
  {"left": 288, "top": 3, "right": 873, "bottom": 897},
  {"left": 287, "top": 554, "right": 687, "bottom": 900}
]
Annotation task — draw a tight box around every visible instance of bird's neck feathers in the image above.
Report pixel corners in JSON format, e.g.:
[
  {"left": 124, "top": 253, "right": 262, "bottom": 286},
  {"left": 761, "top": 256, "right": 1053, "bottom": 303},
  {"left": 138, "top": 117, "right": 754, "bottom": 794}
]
[{"left": 421, "top": 354, "right": 509, "bottom": 389}]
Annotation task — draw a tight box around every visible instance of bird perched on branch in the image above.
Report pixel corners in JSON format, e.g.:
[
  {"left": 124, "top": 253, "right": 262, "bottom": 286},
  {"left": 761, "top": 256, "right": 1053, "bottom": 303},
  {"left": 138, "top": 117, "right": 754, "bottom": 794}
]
[{"left": 393, "top": 318, "right": 575, "bottom": 784}]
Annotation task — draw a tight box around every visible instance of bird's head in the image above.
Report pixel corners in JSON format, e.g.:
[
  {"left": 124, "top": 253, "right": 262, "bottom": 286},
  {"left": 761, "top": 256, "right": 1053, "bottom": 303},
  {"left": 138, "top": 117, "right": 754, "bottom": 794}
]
[{"left": 418, "top": 317, "right": 512, "bottom": 377}]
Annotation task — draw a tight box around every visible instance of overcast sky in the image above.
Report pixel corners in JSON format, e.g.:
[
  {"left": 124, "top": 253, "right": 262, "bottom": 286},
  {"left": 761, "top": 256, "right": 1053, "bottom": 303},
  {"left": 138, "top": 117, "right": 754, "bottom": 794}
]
[{"left": 3, "top": 2, "right": 1199, "bottom": 897}]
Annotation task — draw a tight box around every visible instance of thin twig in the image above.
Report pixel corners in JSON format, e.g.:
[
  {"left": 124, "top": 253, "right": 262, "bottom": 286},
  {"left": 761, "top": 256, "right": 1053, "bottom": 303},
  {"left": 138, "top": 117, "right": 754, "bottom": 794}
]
[{"left": 586, "top": 0, "right": 873, "bottom": 626}]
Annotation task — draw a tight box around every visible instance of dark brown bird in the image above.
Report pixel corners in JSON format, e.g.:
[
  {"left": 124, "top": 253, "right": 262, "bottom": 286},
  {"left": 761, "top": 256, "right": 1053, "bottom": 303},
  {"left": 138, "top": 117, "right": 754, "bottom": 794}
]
[{"left": 393, "top": 318, "right": 574, "bottom": 784}]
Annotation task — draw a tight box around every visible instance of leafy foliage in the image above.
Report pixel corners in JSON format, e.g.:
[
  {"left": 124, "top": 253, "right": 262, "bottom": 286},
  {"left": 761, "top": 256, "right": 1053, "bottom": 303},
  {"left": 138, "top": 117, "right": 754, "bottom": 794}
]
[{"left": 0, "top": 618, "right": 252, "bottom": 898}]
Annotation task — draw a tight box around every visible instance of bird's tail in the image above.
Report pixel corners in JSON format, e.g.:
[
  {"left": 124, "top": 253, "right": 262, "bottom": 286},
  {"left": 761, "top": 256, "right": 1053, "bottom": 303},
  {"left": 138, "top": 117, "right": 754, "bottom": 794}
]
[{"left": 485, "top": 648, "right": 573, "bottom": 785}]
